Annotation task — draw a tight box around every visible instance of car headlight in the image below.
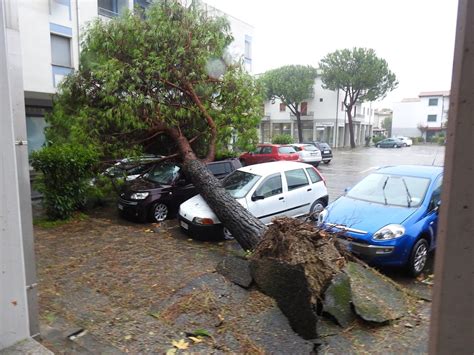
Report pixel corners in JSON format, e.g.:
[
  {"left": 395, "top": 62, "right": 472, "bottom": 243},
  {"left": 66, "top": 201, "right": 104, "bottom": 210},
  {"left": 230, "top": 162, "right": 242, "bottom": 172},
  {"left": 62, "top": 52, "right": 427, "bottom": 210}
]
[
  {"left": 193, "top": 217, "right": 215, "bottom": 225},
  {"left": 130, "top": 192, "right": 149, "bottom": 200},
  {"left": 373, "top": 224, "right": 405, "bottom": 240},
  {"left": 317, "top": 208, "right": 328, "bottom": 225}
]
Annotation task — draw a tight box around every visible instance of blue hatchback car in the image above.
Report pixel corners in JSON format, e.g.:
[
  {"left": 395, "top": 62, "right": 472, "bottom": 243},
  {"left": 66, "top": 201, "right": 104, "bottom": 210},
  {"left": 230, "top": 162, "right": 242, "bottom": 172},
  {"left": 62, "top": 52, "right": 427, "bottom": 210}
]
[{"left": 318, "top": 165, "right": 443, "bottom": 276}]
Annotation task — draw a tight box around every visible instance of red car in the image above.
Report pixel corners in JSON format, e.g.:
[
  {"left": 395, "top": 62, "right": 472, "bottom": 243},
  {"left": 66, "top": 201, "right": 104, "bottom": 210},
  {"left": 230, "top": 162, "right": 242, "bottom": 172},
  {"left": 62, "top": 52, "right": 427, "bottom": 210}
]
[{"left": 239, "top": 144, "right": 300, "bottom": 166}]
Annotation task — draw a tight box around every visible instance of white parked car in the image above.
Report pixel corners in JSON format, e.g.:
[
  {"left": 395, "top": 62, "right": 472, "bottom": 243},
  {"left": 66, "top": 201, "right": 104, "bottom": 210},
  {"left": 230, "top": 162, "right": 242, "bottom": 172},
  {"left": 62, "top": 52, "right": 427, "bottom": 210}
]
[
  {"left": 290, "top": 144, "right": 322, "bottom": 166},
  {"left": 178, "top": 161, "right": 329, "bottom": 239},
  {"left": 395, "top": 137, "right": 413, "bottom": 147}
]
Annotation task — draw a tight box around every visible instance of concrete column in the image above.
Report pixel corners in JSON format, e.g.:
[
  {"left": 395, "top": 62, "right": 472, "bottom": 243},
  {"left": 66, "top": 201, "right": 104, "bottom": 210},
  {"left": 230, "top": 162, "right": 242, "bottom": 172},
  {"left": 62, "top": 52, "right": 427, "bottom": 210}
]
[
  {"left": 0, "top": 0, "right": 31, "bottom": 349},
  {"left": 428, "top": 0, "right": 474, "bottom": 353}
]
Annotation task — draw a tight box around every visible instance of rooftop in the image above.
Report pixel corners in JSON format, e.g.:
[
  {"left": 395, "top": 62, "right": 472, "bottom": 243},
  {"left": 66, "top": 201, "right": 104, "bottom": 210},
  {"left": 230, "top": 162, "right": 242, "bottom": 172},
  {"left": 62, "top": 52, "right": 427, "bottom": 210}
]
[
  {"left": 240, "top": 161, "right": 314, "bottom": 176},
  {"left": 419, "top": 91, "right": 450, "bottom": 97}
]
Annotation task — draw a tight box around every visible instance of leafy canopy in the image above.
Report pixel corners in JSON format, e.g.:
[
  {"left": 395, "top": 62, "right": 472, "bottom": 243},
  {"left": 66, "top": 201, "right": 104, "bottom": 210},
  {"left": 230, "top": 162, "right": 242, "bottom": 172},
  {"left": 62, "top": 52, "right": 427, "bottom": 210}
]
[
  {"left": 319, "top": 48, "right": 398, "bottom": 106},
  {"left": 47, "top": 0, "right": 263, "bottom": 160},
  {"left": 259, "top": 65, "right": 317, "bottom": 112}
]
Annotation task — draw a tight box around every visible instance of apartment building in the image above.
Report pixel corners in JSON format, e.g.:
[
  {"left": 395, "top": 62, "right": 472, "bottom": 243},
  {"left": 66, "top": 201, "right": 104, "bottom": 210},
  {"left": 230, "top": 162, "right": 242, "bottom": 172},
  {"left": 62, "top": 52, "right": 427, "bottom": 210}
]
[
  {"left": 392, "top": 91, "right": 449, "bottom": 139},
  {"left": 18, "top": 0, "right": 253, "bottom": 156},
  {"left": 260, "top": 76, "right": 375, "bottom": 147}
]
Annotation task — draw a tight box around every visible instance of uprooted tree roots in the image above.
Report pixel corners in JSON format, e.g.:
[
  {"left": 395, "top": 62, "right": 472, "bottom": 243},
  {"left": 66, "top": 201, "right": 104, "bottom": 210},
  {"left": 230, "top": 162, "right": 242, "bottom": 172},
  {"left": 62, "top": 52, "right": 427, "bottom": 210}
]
[{"left": 220, "top": 217, "right": 409, "bottom": 339}]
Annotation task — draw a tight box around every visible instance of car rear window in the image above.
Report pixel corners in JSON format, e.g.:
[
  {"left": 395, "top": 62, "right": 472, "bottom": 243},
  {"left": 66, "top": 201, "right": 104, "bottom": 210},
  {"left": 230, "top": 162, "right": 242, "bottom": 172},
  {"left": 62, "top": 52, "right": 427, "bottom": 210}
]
[
  {"left": 207, "top": 162, "right": 231, "bottom": 176},
  {"left": 285, "top": 169, "right": 309, "bottom": 190},
  {"left": 303, "top": 144, "right": 317, "bottom": 151},
  {"left": 319, "top": 143, "right": 331, "bottom": 150},
  {"left": 278, "top": 146, "right": 296, "bottom": 154}
]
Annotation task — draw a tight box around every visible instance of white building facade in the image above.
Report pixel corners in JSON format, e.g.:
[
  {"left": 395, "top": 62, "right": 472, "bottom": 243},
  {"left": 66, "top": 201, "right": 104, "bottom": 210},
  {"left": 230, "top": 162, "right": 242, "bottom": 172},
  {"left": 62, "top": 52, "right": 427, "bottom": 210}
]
[
  {"left": 17, "top": 0, "right": 253, "bottom": 156},
  {"left": 260, "top": 76, "right": 375, "bottom": 147},
  {"left": 392, "top": 91, "right": 449, "bottom": 139}
]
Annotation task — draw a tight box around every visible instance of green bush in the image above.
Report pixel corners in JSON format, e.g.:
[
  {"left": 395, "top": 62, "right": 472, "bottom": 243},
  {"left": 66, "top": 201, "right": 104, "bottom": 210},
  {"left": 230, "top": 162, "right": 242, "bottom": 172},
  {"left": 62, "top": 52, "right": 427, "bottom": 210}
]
[
  {"left": 31, "top": 144, "right": 98, "bottom": 220},
  {"left": 215, "top": 150, "right": 240, "bottom": 161},
  {"left": 412, "top": 137, "right": 424, "bottom": 144},
  {"left": 372, "top": 135, "right": 385, "bottom": 144},
  {"left": 271, "top": 134, "right": 294, "bottom": 144},
  {"left": 437, "top": 136, "right": 446, "bottom": 145}
]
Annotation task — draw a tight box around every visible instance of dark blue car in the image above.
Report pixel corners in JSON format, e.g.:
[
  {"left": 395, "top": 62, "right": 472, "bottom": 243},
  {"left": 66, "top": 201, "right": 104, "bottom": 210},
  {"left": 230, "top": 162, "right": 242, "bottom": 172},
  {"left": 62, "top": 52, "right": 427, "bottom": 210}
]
[{"left": 318, "top": 165, "right": 443, "bottom": 276}]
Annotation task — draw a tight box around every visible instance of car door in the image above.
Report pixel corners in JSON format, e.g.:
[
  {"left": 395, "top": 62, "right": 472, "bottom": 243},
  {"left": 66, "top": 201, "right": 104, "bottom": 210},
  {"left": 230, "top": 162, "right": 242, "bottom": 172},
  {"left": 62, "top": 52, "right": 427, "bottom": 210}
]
[
  {"left": 247, "top": 173, "right": 286, "bottom": 224},
  {"left": 282, "top": 168, "right": 313, "bottom": 217},
  {"left": 423, "top": 176, "right": 443, "bottom": 249},
  {"left": 172, "top": 172, "right": 197, "bottom": 206},
  {"left": 305, "top": 167, "right": 327, "bottom": 200},
  {"left": 258, "top": 145, "right": 274, "bottom": 163}
]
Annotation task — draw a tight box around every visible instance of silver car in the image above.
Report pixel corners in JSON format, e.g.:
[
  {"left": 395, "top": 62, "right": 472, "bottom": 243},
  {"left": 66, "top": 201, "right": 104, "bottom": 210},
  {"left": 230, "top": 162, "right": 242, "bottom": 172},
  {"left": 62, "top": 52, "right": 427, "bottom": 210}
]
[{"left": 290, "top": 144, "right": 322, "bottom": 166}]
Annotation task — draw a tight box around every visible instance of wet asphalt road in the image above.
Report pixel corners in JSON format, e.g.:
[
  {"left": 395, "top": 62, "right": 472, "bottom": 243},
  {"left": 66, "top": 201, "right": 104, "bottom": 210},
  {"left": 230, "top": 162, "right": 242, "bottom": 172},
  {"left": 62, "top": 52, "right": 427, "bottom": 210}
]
[{"left": 316, "top": 144, "right": 445, "bottom": 202}]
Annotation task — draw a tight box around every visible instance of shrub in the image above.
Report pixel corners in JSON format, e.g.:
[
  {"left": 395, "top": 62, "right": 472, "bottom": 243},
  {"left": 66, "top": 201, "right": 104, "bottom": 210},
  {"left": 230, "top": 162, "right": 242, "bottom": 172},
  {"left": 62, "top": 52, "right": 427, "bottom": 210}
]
[
  {"left": 271, "top": 134, "right": 294, "bottom": 144},
  {"left": 372, "top": 135, "right": 385, "bottom": 144},
  {"left": 412, "top": 137, "right": 425, "bottom": 144},
  {"left": 437, "top": 136, "right": 446, "bottom": 145},
  {"left": 31, "top": 144, "right": 98, "bottom": 220},
  {"left": 215, "top": 150, "right": 240, "bottom": 161}
]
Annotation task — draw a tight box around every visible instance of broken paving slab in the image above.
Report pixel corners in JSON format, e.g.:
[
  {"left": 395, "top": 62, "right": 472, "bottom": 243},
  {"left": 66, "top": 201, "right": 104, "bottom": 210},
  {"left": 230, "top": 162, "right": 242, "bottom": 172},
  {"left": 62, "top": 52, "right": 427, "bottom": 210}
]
[
  {"left": 216, "top": 255, "right": 253, "bottom": 288},
  {"left": 323, "top": 272, "right": 356, "bottom": 327},
  {"left": 344, "top": 262, "right": 407, "bottom": 323}
]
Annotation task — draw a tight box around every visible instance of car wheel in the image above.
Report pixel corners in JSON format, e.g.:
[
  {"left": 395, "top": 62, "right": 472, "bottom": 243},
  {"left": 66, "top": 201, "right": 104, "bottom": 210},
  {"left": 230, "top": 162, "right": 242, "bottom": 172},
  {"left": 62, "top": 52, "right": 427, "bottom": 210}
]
[
  {"left": 151, "top": 202, "right": 168, "bottom": 222},
  {"left": 309, "top": 199, "right": 327, "bottom": 221},
  {"left": 223, "top": 227, "right": 234, "bottom": 240},
  {"left": 403, "top": 143, "right": 407, "bottom": 147},
  {"left": 408, "top": 239, "right": 429, "bottom": 277},
  {"left": 376, "top": 144, "right": 380, "bottom": 148},
  {"left": 314, "top": 162, "right": 320, "bottom": 167},
  {"left": 324, "top": 160, "right": 331, "bottom": 164}
]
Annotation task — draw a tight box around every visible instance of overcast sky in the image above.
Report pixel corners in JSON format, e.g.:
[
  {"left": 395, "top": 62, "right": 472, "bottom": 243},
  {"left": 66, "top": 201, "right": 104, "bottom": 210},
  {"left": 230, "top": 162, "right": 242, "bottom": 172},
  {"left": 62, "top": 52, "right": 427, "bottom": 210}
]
[{"left": 205, "top": 0, "right": 458, "bottom": 108}]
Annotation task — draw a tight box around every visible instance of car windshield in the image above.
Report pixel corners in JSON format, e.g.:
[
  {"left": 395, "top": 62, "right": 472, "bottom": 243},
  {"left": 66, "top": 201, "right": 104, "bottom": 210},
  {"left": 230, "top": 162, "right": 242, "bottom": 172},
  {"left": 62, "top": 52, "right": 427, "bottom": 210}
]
[
  {"left": 346, "top": 173, "right": 431, "bottom": 207},
  {"left": 222, "top": 171, "right": 261, "bottom": 198},
  {"left": 303, "top": 144, "right": 317, "bottom": 151},
  {"left": 278, "top": 146, "right": 296, "bottom": 154},
  {"left": 144, "top": 163, "right": 180, "bottom": 185}
]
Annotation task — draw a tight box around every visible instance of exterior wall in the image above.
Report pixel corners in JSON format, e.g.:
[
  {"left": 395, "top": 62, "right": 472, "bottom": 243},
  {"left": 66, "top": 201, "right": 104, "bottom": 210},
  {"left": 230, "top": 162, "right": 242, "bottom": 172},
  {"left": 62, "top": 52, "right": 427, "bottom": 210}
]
[
  {"left": 392, "top": 94, "right": 450, "bottom": 138},
  {"left": 261, "top": 76, "right": 374, "bottom": 147}
]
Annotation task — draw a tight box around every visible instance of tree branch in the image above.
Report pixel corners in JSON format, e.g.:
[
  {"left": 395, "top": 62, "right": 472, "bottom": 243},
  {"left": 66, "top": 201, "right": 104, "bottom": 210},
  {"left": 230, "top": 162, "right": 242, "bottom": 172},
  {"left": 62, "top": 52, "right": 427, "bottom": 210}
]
[{"left": 185, "top": 82, "right": 217, "bottom": 162}]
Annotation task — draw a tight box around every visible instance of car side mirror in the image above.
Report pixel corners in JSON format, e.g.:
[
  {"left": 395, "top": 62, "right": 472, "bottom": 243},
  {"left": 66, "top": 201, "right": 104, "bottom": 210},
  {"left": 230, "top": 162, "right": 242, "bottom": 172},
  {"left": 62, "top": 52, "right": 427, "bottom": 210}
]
[
  {"left": 252, "top": 194, "right": 265, "bottom": 201},
  {"left": 344, "top": 187, "right": 352, "bottom": 194},
  {"left": 435, "top": 200, "right": 441, "bottom": 212}
]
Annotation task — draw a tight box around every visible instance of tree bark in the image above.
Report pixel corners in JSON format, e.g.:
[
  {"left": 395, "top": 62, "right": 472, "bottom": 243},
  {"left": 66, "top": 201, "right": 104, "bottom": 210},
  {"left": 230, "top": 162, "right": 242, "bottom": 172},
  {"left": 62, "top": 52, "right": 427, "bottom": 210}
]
[
  {"left": 167, "top": 127, "right": 266, "bottom": 251},
  {"left": 346, "top": 106, "right": 356, "bottom": 148},
  {"left": 296, "top": 112, "right": 303, "bottom": 143}
]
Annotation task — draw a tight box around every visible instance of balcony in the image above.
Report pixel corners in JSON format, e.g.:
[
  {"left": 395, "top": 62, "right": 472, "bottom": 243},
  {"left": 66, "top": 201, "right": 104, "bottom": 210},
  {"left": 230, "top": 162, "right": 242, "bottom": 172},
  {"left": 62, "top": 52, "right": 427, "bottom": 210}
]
[{"left": 290, "top": 111, "right": 314, "bottom": 119}]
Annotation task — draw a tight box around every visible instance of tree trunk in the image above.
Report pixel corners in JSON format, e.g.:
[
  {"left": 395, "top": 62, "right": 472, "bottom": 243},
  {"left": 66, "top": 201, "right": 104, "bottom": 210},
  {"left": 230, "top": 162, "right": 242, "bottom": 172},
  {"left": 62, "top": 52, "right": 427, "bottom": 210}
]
[
  {"left": 346, "top": 107, "right": 356, "bottom": 148},
  {"left": 296, "top": 112, "right": 303, "bottom": 143},
  {"left": 184, "top": 159, "right": 266, "bottom": 250},
  {"left": 168, "top": 127, "right": 266, "bottom": 251}
]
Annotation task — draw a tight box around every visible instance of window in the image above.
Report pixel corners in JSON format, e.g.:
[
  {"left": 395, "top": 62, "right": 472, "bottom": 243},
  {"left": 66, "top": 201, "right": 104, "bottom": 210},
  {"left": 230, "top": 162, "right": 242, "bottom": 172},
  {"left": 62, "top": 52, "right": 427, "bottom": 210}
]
[
  {"left": 279, "top": 103, "right": 286, "bottom": 112},
  {"left": 429, "top": 177, "right": 443, "bottom": 211},
  {"left": 427, "top": 114, "right": 437, "bottom": 122},
  {"left": 98, "top": 0, "right": 127, "bottom": 17},
  {"left": 244, "top": 40, "right": 251, "bottom": 59},
  {"left": 305, "top": 168, "right": 322, "bottom": 184},
  {"left": 223, "top": 171, "right": 261, "bottom": 198},
  {"left": 319, "top": 98, "right": 323, "bottom": 102},
  {"left": 207, "top": 162, "right": 231, "bottom": 176},
  {"left": 254, "top": 174, "right": 283, "bottom": 198},
  {"left": 285, "top": 169, "right": 309, "bottom": 191},
  {"left": 261, "top": 146, "right": 273, "bottom": 154},
  {"left": 301, "top": 102, "right": 308, "bottom": 115},
  {"left": 278, "top": 146, "right": 296, "bottom": 154},
  {"left": 429, "top": 98, "right": 439, "bottom": 106},
  {"left": 50, "top": 34, "right": 71, "bottom": 67},
  {"left": 26, "top": 116, "right": 47, "bottom": 155}
]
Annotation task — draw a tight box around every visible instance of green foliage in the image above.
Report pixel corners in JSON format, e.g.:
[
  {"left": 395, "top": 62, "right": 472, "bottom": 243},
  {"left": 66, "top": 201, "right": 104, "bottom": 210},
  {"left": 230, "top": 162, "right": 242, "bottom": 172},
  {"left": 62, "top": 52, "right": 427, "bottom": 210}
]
[
  {"left": 46, "top": 0, "right": 263, "bottom": 161},
  {"left": 382, "top": 116, "right": 392, "bottom": 136},
  {"left": 259, "top": 65, "right": 317, "bottom": 107},
  {"left": 271, "top": 134, "right": 294, "bottom": 144},
  {"left": 411, "top": 137, "right": 425, "bottom": 144},
  {"left": 34, "top": 212, "right": 88, "bottom": 229},
  {"left": 31, "top": 144, "right": 98, "bottom": 220},
  {"left": 215, "top": 149, "right": 239, "bottom": 160},
  {"left": 319, "top": 48, "right": 397, "bottom": 148},
  {"left": 319, "top": 48, "right": 398, "bottom": 103},
  {"left": 372, "top": 135, "right": 385, "bottom": 144}
]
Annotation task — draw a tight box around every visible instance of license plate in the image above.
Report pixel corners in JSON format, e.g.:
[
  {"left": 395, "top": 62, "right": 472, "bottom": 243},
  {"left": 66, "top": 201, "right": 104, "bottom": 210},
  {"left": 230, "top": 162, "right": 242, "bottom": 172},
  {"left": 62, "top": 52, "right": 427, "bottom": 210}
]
[
  {"left": 323, "top": 150, "right": 330, "bottom": 154},
  {"left": 180, "top": 221, "right": 189, "bottom": 230},
  {"left": 310, "top": 153, "right": 317, "bottom": 156},
  {"left": 118, "top": 204, "right": 124, "bottom": 210}
]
